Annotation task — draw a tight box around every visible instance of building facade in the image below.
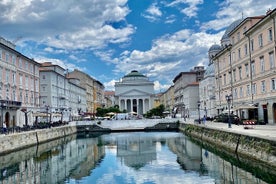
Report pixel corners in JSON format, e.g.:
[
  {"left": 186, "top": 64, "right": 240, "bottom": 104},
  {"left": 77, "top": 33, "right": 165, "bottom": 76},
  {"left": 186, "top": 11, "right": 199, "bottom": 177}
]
[
  {"left": 173, "top": 66, "right": 205, "bottom": 118},
  {"left": 67, "top": 69, "right": 95, "bottom": 113},
  {"left": 93, "top": 80, "right": 105, "bottom": 111},
  {"left": 213, "top": 9, "right": 276, "bottom": 124},
  {"left": 39, "top": 62, "right": 86, "bottom": 122},
  {"left": 0, "top": 37, "right": 40, "bottom": 128},
  {"left": 114, "top": 70, "right": 154, "bottom": 115}
]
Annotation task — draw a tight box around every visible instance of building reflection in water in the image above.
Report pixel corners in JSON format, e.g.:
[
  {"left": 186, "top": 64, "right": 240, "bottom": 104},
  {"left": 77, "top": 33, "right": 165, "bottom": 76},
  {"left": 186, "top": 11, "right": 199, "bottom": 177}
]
[{"left": 0, "top": 132, "right": 271, "bottom": 184}]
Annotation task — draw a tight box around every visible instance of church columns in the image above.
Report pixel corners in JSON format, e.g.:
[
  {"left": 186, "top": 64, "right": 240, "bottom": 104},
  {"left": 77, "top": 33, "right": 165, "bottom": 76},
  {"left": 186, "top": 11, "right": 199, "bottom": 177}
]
[{"left": 119, "top": 97, "right": 151, "bottom": 115}]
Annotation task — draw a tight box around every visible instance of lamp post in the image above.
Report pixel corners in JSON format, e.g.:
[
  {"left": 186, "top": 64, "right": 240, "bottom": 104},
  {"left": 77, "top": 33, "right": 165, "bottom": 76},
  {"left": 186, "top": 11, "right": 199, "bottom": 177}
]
[
  {"left": 45, "top": 105, "right": 50, "bottom": 124},
  {"left": 183, "top": 104, "right": 186, "bottom": 121},
  {"left": 197, "top": 101, "right": 201, "bottom": 124},
  {"left": 225, "top": 94, "right": 232, "bottom": 128},
  {"left": 1, "top": 101, "right": 6, "bottom": 128},
  {"left": 68, "top": 107, "right": 72, "bottom": 122}
]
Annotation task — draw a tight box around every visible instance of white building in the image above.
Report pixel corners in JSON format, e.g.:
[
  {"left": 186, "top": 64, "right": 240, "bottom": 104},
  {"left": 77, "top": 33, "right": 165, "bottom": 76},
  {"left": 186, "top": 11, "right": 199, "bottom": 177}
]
[
  {"left": 39, "top": 62, "right": 86, "bottom": 122},
  {"left": 114, "top": 70, "right": 154, "bottom": 115},
  {"left": 199, "top": 44, "right": 221, "bottom": 118}
]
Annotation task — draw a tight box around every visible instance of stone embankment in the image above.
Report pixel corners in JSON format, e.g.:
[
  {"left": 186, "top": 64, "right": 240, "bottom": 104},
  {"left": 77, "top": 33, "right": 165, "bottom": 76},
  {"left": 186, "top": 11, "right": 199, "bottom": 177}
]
[
  {"left": 0, "top": 125, "right": 77, "bottom": 155},
  {"left": 179, "top": 123, "right": 276, "bottom": 170}
]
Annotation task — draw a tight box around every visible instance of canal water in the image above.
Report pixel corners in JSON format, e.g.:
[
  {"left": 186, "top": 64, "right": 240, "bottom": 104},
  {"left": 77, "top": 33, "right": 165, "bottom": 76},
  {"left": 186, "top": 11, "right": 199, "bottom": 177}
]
[{"left": 0, "top": 132, "right": 274, "bottom": 184}]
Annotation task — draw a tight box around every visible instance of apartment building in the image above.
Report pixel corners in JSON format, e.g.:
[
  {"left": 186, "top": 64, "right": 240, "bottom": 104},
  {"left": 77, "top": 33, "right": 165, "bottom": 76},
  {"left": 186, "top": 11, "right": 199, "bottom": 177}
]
[
  {"left": 213, "top": 9, "right": 276, "bottom": 124},
  {"left": 0, "top": 37, "right": 40, "bottom": 128},
  {"left": 67, "top": 69, "right": 95, "bottom": 113},
  {"left": 173, "top": 66, "right": 204, "bottom": 118},
  {"left": 93, "top": 80, "right": 105, "bottom": 112},
  {"left": 39, "top": 62, "right": 86, "bottom": 122},
  {"left": 160, "top": 85, "right": 175, "bottom": 113}
]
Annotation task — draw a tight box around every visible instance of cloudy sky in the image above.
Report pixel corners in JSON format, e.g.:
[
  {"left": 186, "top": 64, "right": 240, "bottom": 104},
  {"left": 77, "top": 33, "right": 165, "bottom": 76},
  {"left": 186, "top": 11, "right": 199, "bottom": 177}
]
[{"left": 0, "top": 0, "right": 275, "bottom": 92}]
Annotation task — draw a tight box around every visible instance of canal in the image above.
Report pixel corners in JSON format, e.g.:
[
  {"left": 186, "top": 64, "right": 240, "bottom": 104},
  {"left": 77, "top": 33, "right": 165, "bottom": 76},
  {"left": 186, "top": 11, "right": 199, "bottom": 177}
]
[{"left": 0, "top": 132, "right": 274, "bottom": 184}]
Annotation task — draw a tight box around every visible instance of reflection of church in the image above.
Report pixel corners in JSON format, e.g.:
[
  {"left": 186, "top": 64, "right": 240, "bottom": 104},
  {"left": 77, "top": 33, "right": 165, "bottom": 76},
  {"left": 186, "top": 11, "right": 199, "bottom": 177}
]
[{"left": 116, "top": 136, "right": 157, "bottom": 169}]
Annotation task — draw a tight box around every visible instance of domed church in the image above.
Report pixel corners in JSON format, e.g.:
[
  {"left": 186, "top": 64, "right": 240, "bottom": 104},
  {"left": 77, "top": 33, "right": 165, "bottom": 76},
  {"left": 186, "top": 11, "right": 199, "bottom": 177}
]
[{"left": 114, "top": 70, "right": 155, "bottom": 115}]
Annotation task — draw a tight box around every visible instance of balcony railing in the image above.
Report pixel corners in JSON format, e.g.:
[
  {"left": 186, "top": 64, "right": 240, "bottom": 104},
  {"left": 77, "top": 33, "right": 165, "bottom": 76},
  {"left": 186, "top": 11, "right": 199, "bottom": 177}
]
[{"left": 0, "top": 100, "right": 22, "bottom": 108}]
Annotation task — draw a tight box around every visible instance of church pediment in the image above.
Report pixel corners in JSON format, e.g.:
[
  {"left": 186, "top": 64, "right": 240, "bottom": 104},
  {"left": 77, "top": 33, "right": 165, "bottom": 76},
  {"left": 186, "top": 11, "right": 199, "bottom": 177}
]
[{"left": 117, "top": 89, "right": 152, "bottom": 97}]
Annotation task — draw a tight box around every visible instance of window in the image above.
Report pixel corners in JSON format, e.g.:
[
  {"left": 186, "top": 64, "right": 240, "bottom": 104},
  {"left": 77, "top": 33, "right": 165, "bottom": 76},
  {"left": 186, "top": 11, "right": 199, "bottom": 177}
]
[
  {"left": 251, "top": 61, "right": 255, "bottom": 76},
  {"left": 0, "top": 49, "right": 2, "bottom": 60},
  {"left": 19, "top": 58, "right": 22, "bottom": 68},
  {"left": 271, "top": 78, "right": 276, "bottom": 90},
  {"left": 19, "top": 75, "right": 23, "bottom": 86},
  {"left": 228, "top": 71, "right": 231, "bottom": 84},
  {"left": 238, "top": 67, "right": 242, "bottom": 79},
  {"left": 239, "top": 87, "right": 243, "bottom": 98},
  {"left": 234, "top": 88, "right": 238, "bottom": 99},
  {"left": 5, "top": 52, "right": 9, "bottom": 62},
  {"left": 238, "top": 48, "right": 241, "bottom": 59},
  {"left": 232, "top": 36, "right": 235, "bottom": 44},
  {"left": 247, "top": 85, "right": 251, "bottom": 96},
  {"left": 244, "top": 44, "right": 248, "bottom": 56},
  {"left": 260, "top": 56, "right": 265, "bottom": 72},
  {"left": 268, "top": 28, "right": 273, "bottom": 42},
  {"left": 252, "top": 83, "right": 257, "bottom": 95},
  {"left": 233, "top": 69, "right": 236, "bottom": 81},
  {"left": 42, "top": 75, "right": 46, "bottom": 80},
  {"left": 12, "top": 55, "right": 16, "bottom": 65},
  {"left": 25, "top": 61, "right": 28, "bottom": 71},
  {"left": 250, "top": 39, "right": 254, "bottom": 51},
  {"left": 25, "top": 76, "right": 29, "bottom": 90},
  {"left": 261, "top": 80, "right": 266, "bottom": 93},
  {"left": 223, "top": 74, "right": 226, "bottom": 85},
  {"left": 258, "top": 34, "right": 263, "bottom": 47},
  {"left": 12, "top": 72, "right": 15, "bottom": 85},
  {"left": 237, "top": 32, "right": 240, "bottom": 41},
  {"left": 245, "top": 64, "right": 249, "bottom": 77},
  {"left": 5, "top": 69, "right": 10, "bottom": 82},
  {"left": 243, "top": 26, "right": 247, "bottom": 33},
  {"left": 269, "top": 52, "right": 275, "bottom": 69}
]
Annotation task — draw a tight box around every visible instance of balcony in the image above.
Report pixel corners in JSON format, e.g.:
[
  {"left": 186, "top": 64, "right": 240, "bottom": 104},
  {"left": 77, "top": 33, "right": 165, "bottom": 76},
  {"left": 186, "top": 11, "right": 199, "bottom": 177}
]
[{"left": 0, "top": 100, "right": 22, "bottom": 109}]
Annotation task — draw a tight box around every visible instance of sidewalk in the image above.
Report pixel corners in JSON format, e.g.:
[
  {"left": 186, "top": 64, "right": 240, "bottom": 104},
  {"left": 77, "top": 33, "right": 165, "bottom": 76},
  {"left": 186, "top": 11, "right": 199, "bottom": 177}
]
[{"left": 183, "top": 119, "right": 276, "bottom": 142}]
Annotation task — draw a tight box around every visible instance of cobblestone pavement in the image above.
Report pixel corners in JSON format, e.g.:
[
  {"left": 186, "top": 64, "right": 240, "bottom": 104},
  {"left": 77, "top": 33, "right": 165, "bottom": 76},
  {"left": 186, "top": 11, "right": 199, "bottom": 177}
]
[{"left": 183, "top": 118, "right": 276, "bottom": 142}]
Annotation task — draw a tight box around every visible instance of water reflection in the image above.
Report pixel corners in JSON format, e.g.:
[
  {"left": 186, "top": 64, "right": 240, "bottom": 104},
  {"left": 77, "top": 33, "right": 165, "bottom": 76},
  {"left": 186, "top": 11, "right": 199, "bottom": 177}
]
[{"left": 0, "top": 132, "right": 272, "bottom": 184}]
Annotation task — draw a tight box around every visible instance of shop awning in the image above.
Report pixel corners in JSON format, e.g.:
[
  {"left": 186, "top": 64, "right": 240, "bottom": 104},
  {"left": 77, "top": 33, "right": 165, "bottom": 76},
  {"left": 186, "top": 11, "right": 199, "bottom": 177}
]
[
  {"left": 33, "top": 112, "right": 49, "bottom": 117},
  {"left": 233, "top": 105, "right": 257, "bottom": 111}
]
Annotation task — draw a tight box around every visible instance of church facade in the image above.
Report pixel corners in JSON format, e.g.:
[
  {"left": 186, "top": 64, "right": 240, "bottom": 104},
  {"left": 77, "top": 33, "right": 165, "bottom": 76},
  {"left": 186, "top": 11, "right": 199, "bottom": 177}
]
[{"left": 114, "top": 70, "right": 154, "bottom": 115}]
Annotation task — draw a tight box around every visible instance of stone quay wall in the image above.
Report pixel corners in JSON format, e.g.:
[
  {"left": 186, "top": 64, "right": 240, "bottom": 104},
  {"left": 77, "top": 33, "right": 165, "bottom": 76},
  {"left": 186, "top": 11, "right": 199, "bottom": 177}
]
[
  {"left": 179, "top": 123, "right": 276, "bottom": 169},
  {"left": 0, "top": 125, "right": 77, "bottom": 155}
]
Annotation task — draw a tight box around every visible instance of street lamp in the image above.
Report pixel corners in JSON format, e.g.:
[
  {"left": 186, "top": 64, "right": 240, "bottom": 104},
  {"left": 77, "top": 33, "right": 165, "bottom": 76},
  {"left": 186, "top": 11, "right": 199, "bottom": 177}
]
[
  {"left": 225, "top": 94, "right": 232, "bottom": 128},
  {"left": 68, "top": 107, "right": 72, "bottom": 122},
  {"left": 1, "top": 101, "right": 6, "bottom": 128},
  {"left": 183, "top": 104, "right": 186, "bottom": 121},
  {"left": 45, "top": 105, "right": 50, "bottom": 124},
  {"left": 197, "top": 101, "right": 201, "bottom": 124}
]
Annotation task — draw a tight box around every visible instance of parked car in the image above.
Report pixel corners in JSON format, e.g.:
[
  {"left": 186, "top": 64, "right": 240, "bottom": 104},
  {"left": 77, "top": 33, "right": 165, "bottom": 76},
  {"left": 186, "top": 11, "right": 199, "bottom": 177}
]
[{"left": 214, "top": 113, "right": 241, "bottom": 125}]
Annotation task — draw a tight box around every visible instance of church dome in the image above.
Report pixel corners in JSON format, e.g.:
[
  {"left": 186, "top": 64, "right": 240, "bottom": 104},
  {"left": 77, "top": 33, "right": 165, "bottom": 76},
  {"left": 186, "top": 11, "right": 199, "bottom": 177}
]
[
  {"left": 221, "top": 19, "right": 243, "bottom": 47},
  {"left": 204, "top": 63, "right": 215, "bottom": 78},
  {"left": 122, "top": 70, "right": 148, "bottom": 82}
]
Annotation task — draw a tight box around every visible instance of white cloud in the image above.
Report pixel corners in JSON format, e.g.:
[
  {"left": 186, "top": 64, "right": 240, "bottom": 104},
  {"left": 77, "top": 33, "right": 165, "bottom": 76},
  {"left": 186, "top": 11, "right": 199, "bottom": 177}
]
[
  {"left": 166, "top": 0, "right": 203, "bottom": 18},
  {"left": 0, "top": 0, "right": 133, "bottom": 50},
  {"left": 201, "top": 0, "right": 276, "bottom": 31},
  {"left": 142, "top": 3, "right": 162, "bottom": 22},
  {"left": 113, "top": 29, "right": 223, "bottom": 88}
]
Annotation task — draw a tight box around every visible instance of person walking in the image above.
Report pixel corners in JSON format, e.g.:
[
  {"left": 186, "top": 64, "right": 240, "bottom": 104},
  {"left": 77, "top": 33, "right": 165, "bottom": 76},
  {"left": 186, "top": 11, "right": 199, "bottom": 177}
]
[
  {"left": 203, "top": 115, "right": 206, "bottom": 126},
  {"left": 3, "top": 122, "right": 7, "bottom": 134}
]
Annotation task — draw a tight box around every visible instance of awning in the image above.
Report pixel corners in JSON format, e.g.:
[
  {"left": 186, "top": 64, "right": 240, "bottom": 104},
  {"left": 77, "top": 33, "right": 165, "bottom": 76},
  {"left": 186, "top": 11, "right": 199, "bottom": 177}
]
[
  {"left": 233, "top": 105, "right": 257, "bottom": 111},
  {"left": 33, "top": 112, "right": 49, "bottom": 117}
]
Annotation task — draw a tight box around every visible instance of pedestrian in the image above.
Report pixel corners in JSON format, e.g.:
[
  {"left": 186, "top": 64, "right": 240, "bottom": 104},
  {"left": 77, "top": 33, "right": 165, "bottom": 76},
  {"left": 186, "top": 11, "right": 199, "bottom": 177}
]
[
  {"left": 3, "top": 122, "right": 7, "bottom": 134},
  {"left": 203, "top": 115, "right": 206, "bottom": 125}
]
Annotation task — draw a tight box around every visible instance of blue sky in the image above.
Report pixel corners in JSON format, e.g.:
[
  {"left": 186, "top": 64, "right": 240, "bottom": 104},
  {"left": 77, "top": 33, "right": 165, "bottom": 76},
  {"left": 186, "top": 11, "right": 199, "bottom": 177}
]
[{"left": 0, "top": 0, "right": 275, "bottom": 92}]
